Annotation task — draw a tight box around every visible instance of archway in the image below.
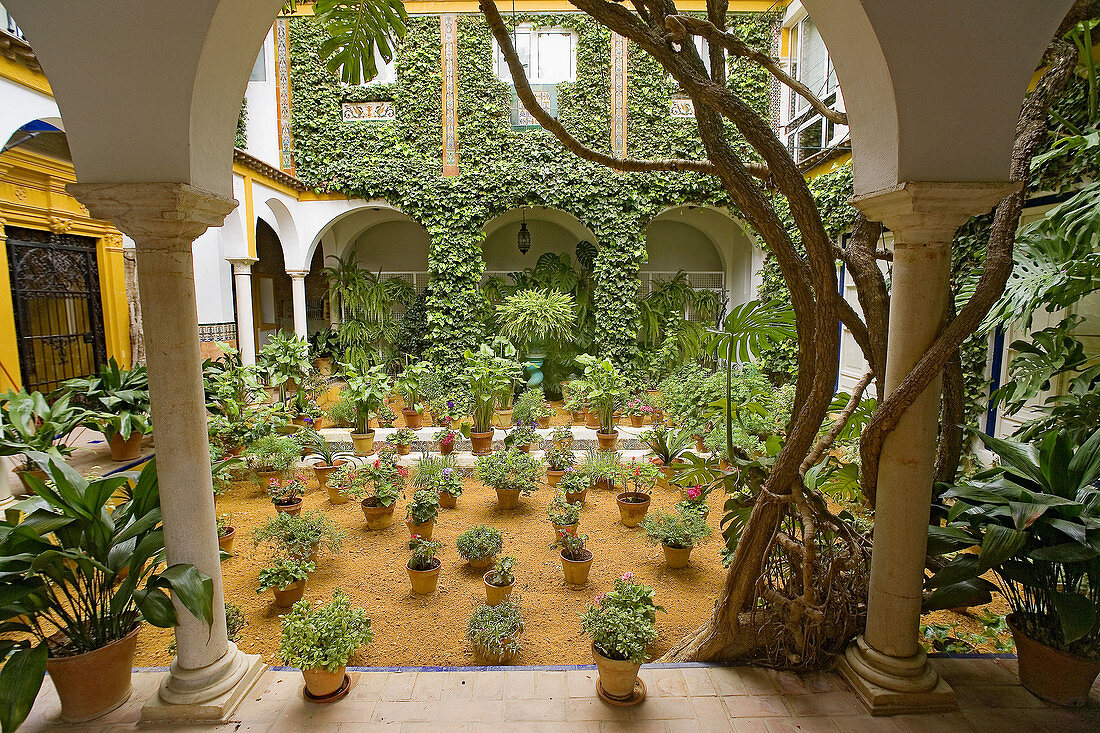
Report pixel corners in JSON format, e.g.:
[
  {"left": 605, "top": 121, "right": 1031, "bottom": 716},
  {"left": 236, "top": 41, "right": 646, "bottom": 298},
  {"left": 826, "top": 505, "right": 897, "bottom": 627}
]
[{"left": 481, "top": 206, "right": 596, "bottom": 277}]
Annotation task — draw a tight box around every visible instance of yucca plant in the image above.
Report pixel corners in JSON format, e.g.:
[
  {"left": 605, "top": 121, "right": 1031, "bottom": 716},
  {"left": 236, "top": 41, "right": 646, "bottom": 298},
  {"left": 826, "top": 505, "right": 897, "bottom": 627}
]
[{"left": 0, "top": 390, "right": 84, "bottom": 470}]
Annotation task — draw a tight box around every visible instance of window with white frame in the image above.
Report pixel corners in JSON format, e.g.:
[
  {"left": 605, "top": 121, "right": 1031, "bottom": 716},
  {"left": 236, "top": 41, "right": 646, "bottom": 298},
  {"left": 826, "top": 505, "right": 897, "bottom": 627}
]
[
  {"left": 0, "top": 2, "right": 23, "bottom": 39},
  {"left": 783, "top": 13, "right": 846, "bottom": 163},
  {"left": 493, "top": 26, "right": 577, "bottom": 85},
  {"left": 249, "top": 50, "right": 266, "bottom": 83}
]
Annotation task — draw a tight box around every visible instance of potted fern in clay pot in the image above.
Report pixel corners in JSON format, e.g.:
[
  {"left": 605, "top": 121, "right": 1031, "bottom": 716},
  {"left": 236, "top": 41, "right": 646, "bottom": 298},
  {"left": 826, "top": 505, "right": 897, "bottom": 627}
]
[
  {"left": 581, "top": 573, "right": 663, "bottom": 705},
  {"left": 484, "top": 555, "right": 516, "bottom": 606},
  {"left": 457, "top": 525, "right": 503, "bottom": 569},
  {"left": 279, "top": 590, "right": 372, "bottom": 700}
]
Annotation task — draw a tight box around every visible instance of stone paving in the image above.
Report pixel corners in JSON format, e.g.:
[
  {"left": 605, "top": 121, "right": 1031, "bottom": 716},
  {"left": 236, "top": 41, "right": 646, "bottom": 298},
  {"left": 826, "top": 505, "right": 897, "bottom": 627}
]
[{"left": 19, "top": 658, "right": 1100, "bottom": 732}]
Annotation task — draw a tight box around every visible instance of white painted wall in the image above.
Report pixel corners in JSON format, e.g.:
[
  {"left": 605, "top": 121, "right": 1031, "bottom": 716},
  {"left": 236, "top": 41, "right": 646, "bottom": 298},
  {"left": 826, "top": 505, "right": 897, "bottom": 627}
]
[
  {"left": 243, "top": 27, "right": 280, "bottom": 166},
  {"left": 349, "top": 219, "right": 430, "bottom": 271},
  {"left": 192, "top": 229, "right": 235, "bottom": 323},
  {"left": 482, "top": 218, "right": 579, "bottom": 273},
  {"left": 0, "top": 75, "right": 61, "bottom": 148}
]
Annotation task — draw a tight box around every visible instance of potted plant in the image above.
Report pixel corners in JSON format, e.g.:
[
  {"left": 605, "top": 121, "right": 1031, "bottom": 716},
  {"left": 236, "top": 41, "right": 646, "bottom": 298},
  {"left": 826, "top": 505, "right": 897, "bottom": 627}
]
[
  {"left": 243, "top": 433, "right": 299, "bottom": 489},
  {"left": 395, "top": 360, "right": 432, "bottom": 429},
  {"left": 643, "top": 424, "right": 692, "bottom": 486},
  {"left": 467, "top": 601, "right": 524, "bottom": 665},
  {"left": 581, "top": 573, "right": 663, "bottom": 704},
  {"left": 405, "top": 487, "right": 441, "bottom": 540},
  {"left": 267, "top": 473, "right": 306, "bottom": 516},
  {"left": 308, "top": 327, "right": 341, "bottom": 375},
  {"left": 456, "top": 525, "right": 504, "bottom": 569},
  {"left": 253, "top": 510, "right": 344, "bottom": 562},
  {"left": 617, "top": 459, "right": 659, "bottom": 527},
  {"left": 432, "top": 465, "right": 463, "bottom": 509},
  {"left": 513, "top": 387, "right": 553, "bottom": 429},
  {"left": 557, "top": 468, "right": 589, "bottom": 506},
  {"left": 257, "top": 330, "right": 314, "bottom": 404},
  {"left": 344, "top": 455, "right": 406, "bottom": 529},
  {"left": 550, "top": 426, "right": 574, "bottom": 450},
  {"left": 675, "top": 484, "right": 712, "bottom": 520},
  {"left": 391, "top": 427, "right": 417, "bottom": 455},
  {"left": 577, "top": 356, "right": 626, "bottom": 450},
  {"left": 340, "top": 362, "right": 391, "bottom": 455},
  {"left": 506, "top": 422, "right": 538, "bottom": 452},
  {"left": 434, "top": 427, "right": 458, "bottom": 455},
  {"left": 64, "top": 358, "right": 151, "bottom": 461},
  {"left": 279, "top": 589, "right": 373, "bottom": 699},
  {"left": 562, "top": 379, "right": 588, "bottom": 424},
  {"left": 582, "top": 448, "right": 621, "bottom": 493},
  {"left": 0, "top": 389, "right": 83, "bottom": 491},
  {"left": 257, "top": 556, "right": 315, "bottom": 607},
  {"left": 377, "top": 402, "right": 397, "bottom": 428},
  {"left": 547, "top": 493, "right": 581, "bottom": 538},
  {"left": 564, "top": 393, "right": 587, "bottom": 424},
  {"left": 463, "top": 345, "right": 513, "bottom": 454},
  {"left": 484, "top": 555, "right": 516, "bottom": 606},
  {"left": 623, "top": 397, "right": 649, "bottom": 428},
  {"left": 299, "top": 430, "right": 348, "bottom": 497},
  {"left": 476, "top": 447, "right": 543, "bottom": 509},
  {"left": 0, "top": 454, "right": 213, "bottom": 727},
  {"left": 407, "top": 535, "right": 444, "bottom": 594},
  {"left": 495, "top": 288, "right": 575, "bottom": 394},
  {"left": 642, "top": 508, "right": 712, "bottom": 568},
  {"left": 558, "top": 532, "right": 593, "bottom": 586},
  {"left": 925, "top": 427, "right": 1100, "bottom": 706},
  {"left": 545, "top": 444, "right": 576, "bottom": 487},
  {"left": 217, "top": 513, "right": 236, "bottom": 554}
]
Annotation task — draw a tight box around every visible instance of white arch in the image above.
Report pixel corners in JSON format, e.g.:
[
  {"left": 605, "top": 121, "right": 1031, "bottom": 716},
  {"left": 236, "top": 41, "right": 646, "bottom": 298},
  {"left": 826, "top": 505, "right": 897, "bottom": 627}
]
[
  {"left": 0, "top": 77, "right": 62, "bottom": 152},
  {"left": 482, "top": 206, "right": 596, "bottom": 245},
  {"left": 260, "top": 197, "right": 300, "bottom": 271},
  {"left": 296, "top": 198, "right": 404, "bottom": 269}
]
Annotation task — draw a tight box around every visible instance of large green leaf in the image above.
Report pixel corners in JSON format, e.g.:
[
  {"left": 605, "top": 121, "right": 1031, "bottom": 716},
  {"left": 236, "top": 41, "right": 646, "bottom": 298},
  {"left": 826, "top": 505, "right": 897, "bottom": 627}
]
[
  {"left": 312, "top": 0, "right": 408, "bottom": 85},
  {"left": 1051, "top": 590, "right": 1097, "bottom": 643},
  {"left": 1028, "top": 543, "right": 1099, "bottom": 562},
  {"left": 0, "top": 642, "right": 46, "bottom": 733},
  {"left": 923, "top": 578, "right": 997, "bottom": 613},
  {"left": 707, "top": 299, "right": 796, "bottom": 363},
  {"left": 977, "top": 525, "right": 1028, "bottom": 574}
]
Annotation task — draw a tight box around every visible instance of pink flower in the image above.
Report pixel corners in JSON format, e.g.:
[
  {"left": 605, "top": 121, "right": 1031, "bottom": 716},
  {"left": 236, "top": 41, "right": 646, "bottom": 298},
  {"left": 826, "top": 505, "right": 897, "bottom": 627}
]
[
  {"left": 594, "top": 593, "right": 606, "bottom": 604},
  {"left": 687, "top": 486, "right": 702, "bottom": 500},
  {"left": 621, "top": 572, "right": 634, "bottom": 582}
]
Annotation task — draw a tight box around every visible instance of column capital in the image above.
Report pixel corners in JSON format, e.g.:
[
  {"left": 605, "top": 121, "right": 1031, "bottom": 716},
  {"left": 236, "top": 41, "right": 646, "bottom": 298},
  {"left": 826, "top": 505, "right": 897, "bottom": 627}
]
[
  {"left": 228, "top": 257, "right": 258, "bottom": 276},
  {"left": 67, "top": 182, "right": 237, "bottom": 246},
  {"left": 286, "top": 269, "right": 309, "bottom": 279},
  {"left": 851, "top": 181, "right": 1020, "bottom": 244}
]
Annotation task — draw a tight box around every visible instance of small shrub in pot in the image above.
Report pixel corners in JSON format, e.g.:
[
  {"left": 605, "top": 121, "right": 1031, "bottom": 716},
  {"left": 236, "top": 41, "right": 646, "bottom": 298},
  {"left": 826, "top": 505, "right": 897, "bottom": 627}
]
[
  {"left": 642, "top": 508, "right": 712, "bottom": 568},
  {"left": 257, "top": 556, "right": 315, "bottom": 607},
  {"left": 547, "top": 493, "right": 581, "bottom": 535},
  {"left": 484, "top": 555, "right": 517, "bottom": 606},
  {"left": 279, "top": 589, "right": 373, "bottom": 698},
  {"left": 467, "top": 600, "right": 524, "bottom": 665},
  {"left": 457, "top": 525, "right": 504, "bottom": 568},
  {"left": 581, "top": 573, "right": 664, "bottom": 702}
]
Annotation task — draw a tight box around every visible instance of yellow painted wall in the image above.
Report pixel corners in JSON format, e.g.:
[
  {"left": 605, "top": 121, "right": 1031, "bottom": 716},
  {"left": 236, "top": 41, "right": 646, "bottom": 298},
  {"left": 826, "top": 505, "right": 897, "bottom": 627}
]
[{"left": 0, "top": 148, "right": 130, "bottom": 390}]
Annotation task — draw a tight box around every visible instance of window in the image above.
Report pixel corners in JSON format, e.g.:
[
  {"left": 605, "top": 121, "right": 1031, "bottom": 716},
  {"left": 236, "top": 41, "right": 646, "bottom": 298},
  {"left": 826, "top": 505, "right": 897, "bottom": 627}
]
[
  {"left": 783, "top": 12, "right": 846, "bottom": 163},
  {"left": 0, "top": 2, "right": 23, "bottom": 39},
  {"left": 360, "top": 44, "right": 397, "bottom": 85},
  {"left": 249, "top": 50, "right": 266, "bottom": 83},
  {"left": 493, "top": 26, "right": 577, "bottom": 85}
]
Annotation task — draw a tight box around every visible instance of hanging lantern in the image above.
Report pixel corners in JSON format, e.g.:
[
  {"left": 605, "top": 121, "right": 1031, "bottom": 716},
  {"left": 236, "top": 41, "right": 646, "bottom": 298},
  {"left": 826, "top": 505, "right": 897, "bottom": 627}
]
[{"left": 517, "top": 208, "right": 531, "bottom": 255}]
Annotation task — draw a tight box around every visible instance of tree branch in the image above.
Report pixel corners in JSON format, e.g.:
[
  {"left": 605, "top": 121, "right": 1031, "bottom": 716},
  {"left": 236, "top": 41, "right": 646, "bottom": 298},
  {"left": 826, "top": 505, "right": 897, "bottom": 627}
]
[
  {"left": 665, "top": 14, "right": 849, "bottom": 127},
  {"left": 800, "top": 369, "right": 874, "bottom": 475},
  {"left": 480, "top": 0, "right": 717, "bottom": 175}
]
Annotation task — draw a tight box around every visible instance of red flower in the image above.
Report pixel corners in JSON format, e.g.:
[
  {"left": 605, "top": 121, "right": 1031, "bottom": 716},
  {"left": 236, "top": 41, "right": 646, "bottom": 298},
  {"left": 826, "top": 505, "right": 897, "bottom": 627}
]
[{"left": 397, "top": 466, "right": 409, "bottom": 477}]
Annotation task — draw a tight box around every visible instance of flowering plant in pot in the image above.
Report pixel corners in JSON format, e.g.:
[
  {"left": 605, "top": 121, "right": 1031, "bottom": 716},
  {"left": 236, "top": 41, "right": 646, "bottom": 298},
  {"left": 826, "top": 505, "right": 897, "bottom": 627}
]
[
  {"left": 484, "top": 555, "right": 516, "bottom": 606},
  {"left": 557, "top": 468, "right": 589, "bottom": 505},
  {"left": 924, "top": 427, "right": 1100, "bottom": 706},
  {"left": 476, "top": 447, "right": 542, "bottom": 509},
  {"left": 467, "top": 600, "right": 524, "bottom": 665},
  {"left": 257, "top": 556, "right": 315, "bottom": 607},
  {"left": 581, "top": 449, "right": 621, "bottom": 492},
  {"left": 340, "top": 361, "right": 391, "bottom": 454},
  {"left": 642, "top": 508, "right": 712, "bottom": 568},
  {"left": 391, "top": 427, "right": 417, "bottom": 455},
  {"left": 279, "top": 589, "right": 373, "bottom": 699},
  {"left": 253, "top": 510, "right": 344, "bottom": 562},
  {"left": 576, "top": 355, "right": 625, "bottom": 450},
  {"left": 431, "top": 465, "right": 463, "bottom": 508},
  {"left": 429, "top": 396, "right": 462, "bottom": 427},
  {"left": 0, "top": 454, "right": 214, "bottom": 728},
  {"left": 562, "top": 379, "right": 588, "bottom": 422},
  {"left": 558, "top": 532, "right": 593, "bottom": 586},
  {"left": 545, "top": 444, "right": 576, "bottom": 487},
  {"left": 616, "top": 459, "right": 660, "bottom": 528},
  {"left": 581, "top": 573, "right": 664, "bottom": 704},
  {"left": 405, "top": 488, "right": 441, "bottom": 540},
  {"left": 407, "top": 536, "right": 444, "bottom": 594},
  {"left": 63, "top": 358, "right": 151, "bottom": 461},
  {"left": 434, "top": 427, "right": 458, "bottom": 455},
  {"left": 457, "top": 525, "right": 503, "bottom": 569},
  {"left": 0, "top": 389, "right": 83, "bottom": 490},
  {"left": 623, "top": 397, "right": 650, "bottom": 428},
  {"left": 267, "top": 474, "right": 306, "bottom": 515},
  {"left": 243, "top": 433, "right": 299, "bottom": 488},
  {"left": 675, "top": 484, "right": 712, "bottom": 520},
  {"left": 547, "top": 493, "right": 581, "bottom": 538},
  {"left": 505, "top": 422, "right": 538, "bottom": 452}
]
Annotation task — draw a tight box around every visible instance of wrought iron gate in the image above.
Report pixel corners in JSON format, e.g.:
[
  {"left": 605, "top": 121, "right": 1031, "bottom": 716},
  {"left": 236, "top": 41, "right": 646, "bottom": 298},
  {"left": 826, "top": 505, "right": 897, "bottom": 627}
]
[{"left": 6, "top": 227, "right": 107, "bottom": 393}]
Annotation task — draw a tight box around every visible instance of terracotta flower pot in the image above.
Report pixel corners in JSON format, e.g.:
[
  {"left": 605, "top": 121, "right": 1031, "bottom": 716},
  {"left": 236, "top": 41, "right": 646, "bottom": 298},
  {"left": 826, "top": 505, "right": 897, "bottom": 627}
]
[
  {"left": 326, "top": 485, "right": 349, "bottom": 505},
  {"left": 495, "top": 488, "right": 521, "bottom": 509},
  {"left": 46, "top": 627, "right": 139, "bottom": 723},
  {"left": 467, "top": 555, "right": 495, "bottom": 570},
  {"left": 663, "top": 544, "right": 693, "bottom": 568},
  {"left": 303, "top": 667, "right": 345, "bottom": 697},
  {"left": 565, "top": 487, "right": 587, "bottom": 506},
  {"left": 547, "top": 469, "right": 565, "bottom": 487},
  {"left": 313, "top": 357, "right": 333, "bottom": 376},
  {"left": 616, "top": 492, "right": 651, "bottom": 527},
  {"left": 255, "top": 470, "right": 282, "bottom": 491},
  {"left": 629, "top": 415, "right": 644, "bottom": 428},
  {"left": 470, "top": 430, "right": 494, "bottom": 456},
  {"left": 313, "top": 460, "right": 345, "bottom": 490},
  {"left": 226, "top": 445, "right": 244, "bottom": 457},
  {"left": 596, "top": 430, "right": 619, "bottom": 451},
  {"left": 407, "top": 519, "right": 434, "bottom": 541},
  {"left": 14, "top": 467, "right": 47, "bottom": 494},
  {"left": 516, "top": 443, "right": 531, "bottom": 453},
  {"left": 361, "top": 498, "right": 395, "bottom": 530},
  {"left": 407, "top": 559, "right": 442, "bottom": 594},
  {"left": 403, "top": 409, "right": 423, "bottom": 430},
  {"left": 484, "top": 572, "right": 514, "bottom": 606},
  {"left": 537, "top": 415, "right": 551, "bottom": 429},
  {"left": 272, "top": 579, "right": 306, "bottom": 608},
  {"left": 351, "top": 431, "right": 376, "bottom": 456},
  {"left": 1009, "top": 613, "right": 1100, "bottom": 706},
  {"left": 440, "top": 441, "right": 455, "bottom": 455},
  {"left": 397, "top": 444, "right": 411, "bottom": 455},
  {"left": 553, "top": 522, "right": 579, "bottom": 539},
  {"left": 592, "top": 644, "right": 643, "bottom": 703},
  {"left": 695, "top": 436, "right": 706, "bottom": 453},
  {"left": 495, "top": 408, "right": 514, "bottom": 429},
  {"left": 274, "top": 497, "right": 303, "bottom": 516},
  {"left": 473, "top": 635, "right": 519, "bottom": 666},
  {"left": 108, "top": 432, "right": 144, "bottom": 462},
  {"left": 571, "top": 410, "right": 585, "bottom": 424},
  {"left": 591, "top": 478, "right": 614, "bottom": 493},
  {"left": 218, "top": 527, "right": 235, "bottom": 554},
  {"left": 561, "top": 549, "right": 594, "bottom": 586},
  {"left": 438, "top": 491, "right": 457, "bottom": 509},
  {"left": 584, "top": 410, "right": 601, "bottom": 429}
]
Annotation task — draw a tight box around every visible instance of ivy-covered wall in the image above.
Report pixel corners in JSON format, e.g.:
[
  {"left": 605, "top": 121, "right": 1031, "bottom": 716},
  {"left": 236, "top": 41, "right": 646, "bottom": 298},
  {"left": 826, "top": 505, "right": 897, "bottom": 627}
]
[{"left": 287, "top": 11, "right": 774, "bottom": 369}]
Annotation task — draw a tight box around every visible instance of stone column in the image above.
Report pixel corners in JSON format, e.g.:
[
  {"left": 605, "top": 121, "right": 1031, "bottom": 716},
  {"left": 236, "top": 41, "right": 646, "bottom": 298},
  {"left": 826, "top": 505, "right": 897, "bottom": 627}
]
[
  {"left": 288, "top": 269, "right": 308, "bottom": 338},
  {"left": 68, "top": 182, "right": 264, "bottom": 721},
  {"left": 837, "top": 182, "right": 1017, "bottom": 715},
  {"left": 228, "top": 258, "right": 258, "bottom": 366},
  {"left": 0, "top": 219, "right": 12, "bottom": 509}
]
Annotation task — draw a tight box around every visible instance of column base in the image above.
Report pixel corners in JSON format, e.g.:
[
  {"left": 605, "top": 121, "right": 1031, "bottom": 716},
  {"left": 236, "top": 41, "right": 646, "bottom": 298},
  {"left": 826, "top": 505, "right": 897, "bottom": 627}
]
[
  {"left": 836, "top": 636, "right": 956, "bottom": 716},
  {"left": 142, "top": 645, "right": 265, "bottom": 722}
]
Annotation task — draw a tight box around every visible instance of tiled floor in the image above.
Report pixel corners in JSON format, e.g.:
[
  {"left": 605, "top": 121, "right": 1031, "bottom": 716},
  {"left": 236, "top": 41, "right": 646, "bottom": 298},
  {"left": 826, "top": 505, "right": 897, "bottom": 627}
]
[{"left": 19, "top": 658, "right": 1100, "bottom": 732}]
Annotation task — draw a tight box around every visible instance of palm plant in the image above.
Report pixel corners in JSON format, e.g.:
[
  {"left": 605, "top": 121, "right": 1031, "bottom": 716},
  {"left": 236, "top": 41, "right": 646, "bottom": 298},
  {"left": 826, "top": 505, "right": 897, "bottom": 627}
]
[
  {"left": 323, "top": 254, "right": 415, "bottom": 368},
  {"left": 0, "top": 455, "right": 214, "bottom": 733},
  {"left": 636, "top": 272, "right": 718, "bottom": 356}
]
